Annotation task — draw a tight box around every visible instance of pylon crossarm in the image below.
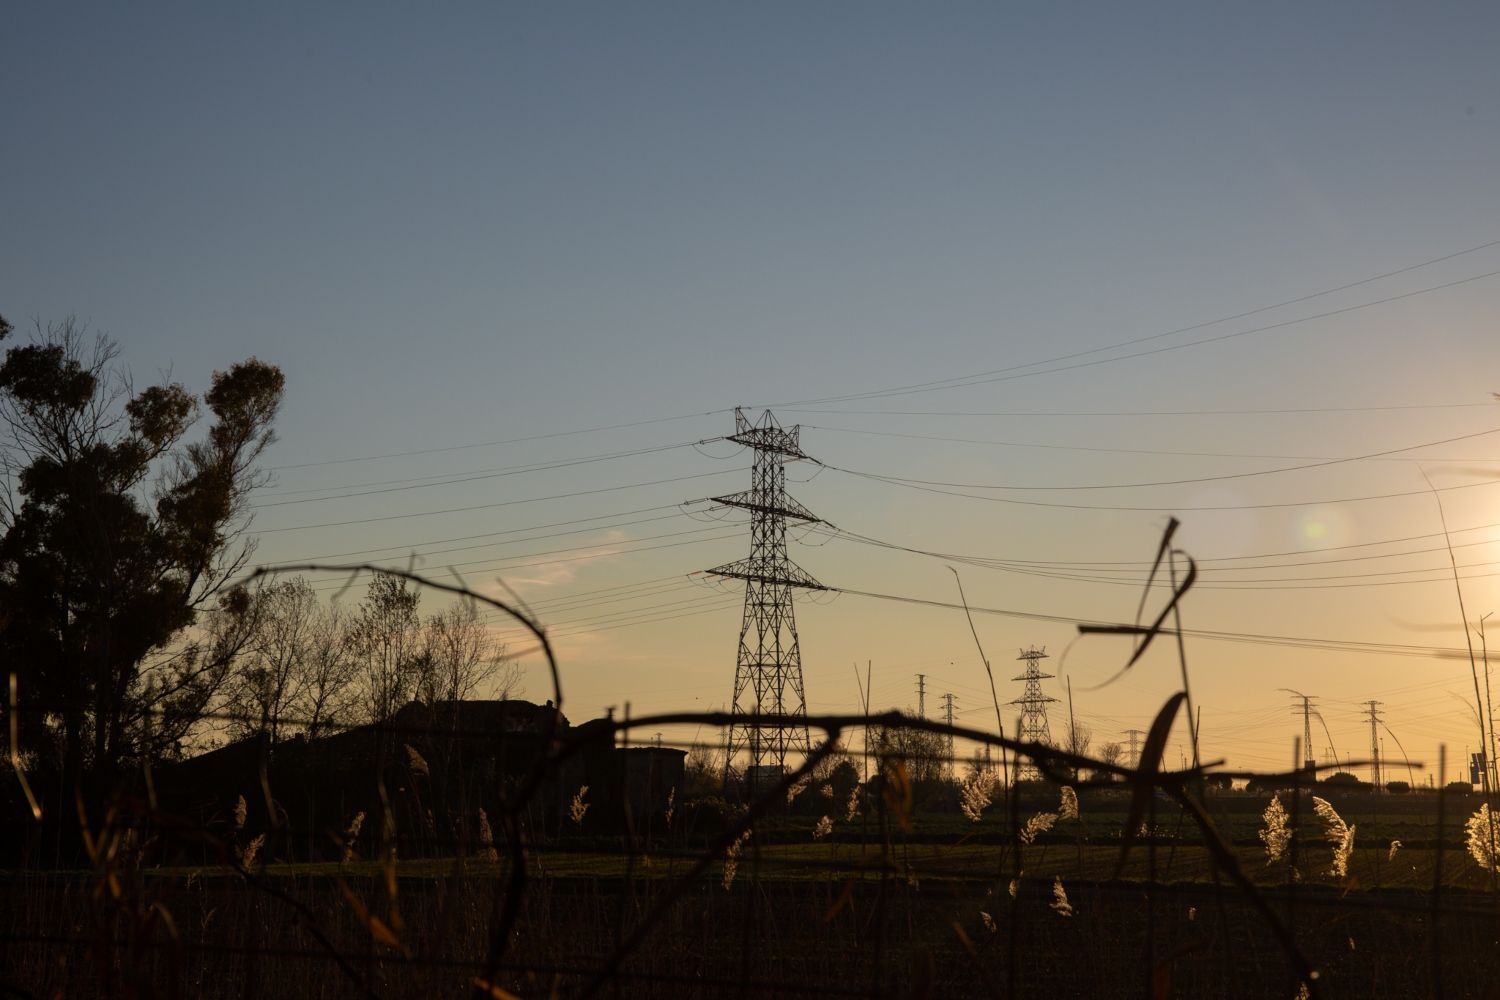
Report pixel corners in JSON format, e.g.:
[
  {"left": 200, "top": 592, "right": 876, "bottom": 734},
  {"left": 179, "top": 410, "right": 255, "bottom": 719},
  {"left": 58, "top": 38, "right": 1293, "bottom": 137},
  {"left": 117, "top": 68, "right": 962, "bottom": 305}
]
[
  {"left": 708, "top": 560, "right": 826, "bottom": 590},
  {"left": 709, "top": 491, "right": 821, "bottom": 523}
]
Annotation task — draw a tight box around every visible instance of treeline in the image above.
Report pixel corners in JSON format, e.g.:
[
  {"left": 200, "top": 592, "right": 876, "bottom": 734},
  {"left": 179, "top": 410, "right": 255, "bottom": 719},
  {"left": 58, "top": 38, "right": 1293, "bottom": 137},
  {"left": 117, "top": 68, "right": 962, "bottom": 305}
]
[{"left": 221, "top": 572, "right": 519, "bottom": 748}]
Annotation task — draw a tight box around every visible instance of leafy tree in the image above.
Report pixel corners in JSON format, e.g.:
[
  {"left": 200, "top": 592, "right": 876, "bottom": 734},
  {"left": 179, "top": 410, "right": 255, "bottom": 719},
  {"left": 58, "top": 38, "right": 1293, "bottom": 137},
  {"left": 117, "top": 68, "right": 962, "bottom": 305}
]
[{"left": 0, "top": 316, "right": 283, "bottom": 782}]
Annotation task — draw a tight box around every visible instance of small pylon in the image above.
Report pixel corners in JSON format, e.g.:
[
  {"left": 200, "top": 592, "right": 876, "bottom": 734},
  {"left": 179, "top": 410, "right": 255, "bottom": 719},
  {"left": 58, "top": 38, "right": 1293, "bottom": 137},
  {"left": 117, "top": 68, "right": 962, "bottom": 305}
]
[{"left": 1009, "top": 646, "right": 1058, "bottom": 781}]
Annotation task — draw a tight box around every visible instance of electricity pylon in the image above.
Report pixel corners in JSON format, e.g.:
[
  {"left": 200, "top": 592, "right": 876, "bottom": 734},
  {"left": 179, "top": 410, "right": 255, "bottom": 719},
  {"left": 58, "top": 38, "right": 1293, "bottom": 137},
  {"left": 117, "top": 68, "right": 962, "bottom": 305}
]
[
  {"left": 709, "top": 408, "right": 825, "bottom": 791},
  {"left": 1363, "top": 700, "right": 1384, "bottom": 791},
  {"left": 1125, "top": 729, "right": 1144, "bottom": 769},
  {"left": 1281, "top": 689, "right": 1319, "bottom": 774},
  {"left": 941, "top": 692, "right": 958, "bottom": 768},
  {"left": 1009, "top": 646, "right": 1057, "bottom": 780}
]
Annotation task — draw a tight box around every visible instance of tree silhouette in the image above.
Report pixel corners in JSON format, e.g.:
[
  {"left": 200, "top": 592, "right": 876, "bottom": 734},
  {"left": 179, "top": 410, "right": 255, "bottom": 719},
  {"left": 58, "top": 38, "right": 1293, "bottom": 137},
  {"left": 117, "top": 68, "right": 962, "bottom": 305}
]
[{"left": 0, "top": 315, "right": 283, "bottom": 790}]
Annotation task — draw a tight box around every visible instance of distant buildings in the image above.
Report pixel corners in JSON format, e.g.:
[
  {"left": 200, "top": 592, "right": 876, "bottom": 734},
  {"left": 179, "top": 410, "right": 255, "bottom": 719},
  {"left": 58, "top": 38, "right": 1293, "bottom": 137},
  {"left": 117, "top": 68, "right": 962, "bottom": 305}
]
[{"left": 155, "top": 699, "right": 684, "bottom": 862}]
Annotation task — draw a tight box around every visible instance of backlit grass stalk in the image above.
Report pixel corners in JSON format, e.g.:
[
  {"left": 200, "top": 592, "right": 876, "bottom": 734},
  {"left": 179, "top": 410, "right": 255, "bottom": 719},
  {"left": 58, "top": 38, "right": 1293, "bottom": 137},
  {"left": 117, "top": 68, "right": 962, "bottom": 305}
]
[{"left": 1423, "top": 468, "right": 1490, "bottom": 797}]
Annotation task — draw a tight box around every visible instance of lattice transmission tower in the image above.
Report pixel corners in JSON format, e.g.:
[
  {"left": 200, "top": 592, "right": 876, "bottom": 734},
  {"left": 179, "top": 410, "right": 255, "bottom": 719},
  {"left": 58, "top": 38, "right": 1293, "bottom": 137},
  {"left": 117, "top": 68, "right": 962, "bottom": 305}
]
[
  {"left": 1364, "top": 700, "right": 1384, "bottom": 791},
  {"left": 1009, "top": 646, "right": 1058, "bottom": 780},
  {"left": 707, "top": 408, "right": 825, "bottom": 789}
]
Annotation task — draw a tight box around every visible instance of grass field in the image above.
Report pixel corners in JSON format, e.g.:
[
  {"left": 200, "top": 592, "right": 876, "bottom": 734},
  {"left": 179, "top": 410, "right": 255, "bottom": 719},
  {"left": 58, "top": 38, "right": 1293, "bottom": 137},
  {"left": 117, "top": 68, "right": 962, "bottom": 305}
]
[{"left": 6, "top": 787, "right": 1500, "bottom": 997}]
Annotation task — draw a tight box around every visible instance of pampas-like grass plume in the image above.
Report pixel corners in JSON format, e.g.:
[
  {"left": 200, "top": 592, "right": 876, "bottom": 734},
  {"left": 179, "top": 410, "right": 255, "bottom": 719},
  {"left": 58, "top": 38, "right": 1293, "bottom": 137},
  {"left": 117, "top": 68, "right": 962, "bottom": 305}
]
[
  {"left": 980, "top": 911, "right": 996, "bottom": 933},
  {"left": 234, "top": 795, "right": 247, "bottom": 830},
  {"left": 1312, "top": 796, "right": 1355, "bottom": 879},
  {"left": 478, "top": 808, "right": 497, "bottom": 863},
  {"left": 786, "top": 774, "right": 811, "bottom": 805},
  {"left": 570, "top": 786, "right": 590, "bottom": 825},
  {"left": 1059, "top": 786, "right": 1079, "bottom": 822},
  {"left": 820, "top": 783, "right": 834, "bottom": 799},
  {"left": 342, "top": 811, "right": 365, "bottom": 864},
  {"left": 1007, "top": 875, "right": 1020, "bottom": 899},
  {"left": 1019, "top": 811, "right": 1058, "bottom": 845},
  {"left": 404, "top": 744, "right": 429, "bottom": 779},
  {"left": 844, "top": 786, "right": 861, "bottom": 822},
  {"left": 238, "top": 833, "right": 265, "bottom": 868},
  {"left": 959, "top": 771, "right": 993, "bottom": 823},
  {"left": 1050, "top": 876, "right": 1073, "bottom": 917},
  {"left": 723, "top": 830, "right": 751, "bottom": 890},
  {"left": 1259, "top": 794, "right": 1292, "bottom": 864},
  {"left": 1465, "top": 803, "right": 1500, "bottom": 872},
  {"left": 812, "top": 816, "right": 833, "bottom": 840},
  {"left": 1388, "top": 839, "right": 1401, "bottom": 862}
]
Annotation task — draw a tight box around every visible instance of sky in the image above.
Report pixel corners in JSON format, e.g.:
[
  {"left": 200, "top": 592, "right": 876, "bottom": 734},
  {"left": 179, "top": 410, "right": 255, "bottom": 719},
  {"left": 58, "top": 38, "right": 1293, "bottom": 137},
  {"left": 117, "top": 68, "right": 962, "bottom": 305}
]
[{"left": 4, "top": 3, "right": 1500, "bottom": 779}]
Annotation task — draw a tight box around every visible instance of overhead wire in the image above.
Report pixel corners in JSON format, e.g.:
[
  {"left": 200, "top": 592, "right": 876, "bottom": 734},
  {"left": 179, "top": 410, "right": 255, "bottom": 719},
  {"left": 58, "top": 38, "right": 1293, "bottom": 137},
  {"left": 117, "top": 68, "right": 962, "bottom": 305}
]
[
  {"left": 271, "top": 509, "right": 715, "bottom": 567},
  {"left": 771, "top": 241, "right": 1500, "bottom": 406},
  {"left": 828, "top": 584, "right": 1475, "bottom": 661},
  {"left": 803, "top": 422, "right": 1500, "bottom": 463},
  {"left": 810, "top": 425, "right": 1500, "bottom": 492},
  {"left": 784, "top": 402, "right": 1500, "bottom": 418},
  {"left": 256, "top": 438, "right": 730, "bottom": 501},
  {"left": 253, "top": 438, "right": 725, "bottom": 508},
  {"left": 267, "top": 407, "right": 733, "bottom": 471},
  {"left": 295, "top": 529, "right": 739, "bottom": 595},
  {"left": 272, "top": 503, "right": 695, "bottom": 562},
  {"left": 252, "top": 467, "right": 747, "bottom": 533},
  {"left": 809, "top": 520, "right": 1500, "bottom": 593},
  {"left": 822, "top": 461, "right": 1500, "bottom": 512}
]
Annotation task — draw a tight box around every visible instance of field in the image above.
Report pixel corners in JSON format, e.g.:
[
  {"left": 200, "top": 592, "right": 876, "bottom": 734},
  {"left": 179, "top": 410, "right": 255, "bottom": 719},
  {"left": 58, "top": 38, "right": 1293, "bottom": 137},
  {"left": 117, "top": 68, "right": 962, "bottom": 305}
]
[{"left": 6, "top": 786, "right": 1500, "bottom": 999}]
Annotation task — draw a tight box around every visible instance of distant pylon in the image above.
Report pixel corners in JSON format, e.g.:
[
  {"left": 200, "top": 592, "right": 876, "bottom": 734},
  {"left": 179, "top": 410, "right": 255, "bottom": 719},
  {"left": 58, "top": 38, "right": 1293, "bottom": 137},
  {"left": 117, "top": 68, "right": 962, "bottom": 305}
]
[
  {"left": 1009, "top": 646, "right": 1058, "bottom": 780},
  {"left": 1364, "top": 700, "right": 1384, "bottom": 791},
  {"left": 708, "top": 408, "right": 825, "bottom": 791},
  {"left": 1124, "top": 729, "right": 1144, "bottom": 769},
  {"left": 916, "top": 674, "right": 927, "bottom": 717},
  {"left": 941, "top": 692, "right": 958, "bottom": 765},
  {"left": 1282, "top": 689, "right": 1319, "bottom": 773}
]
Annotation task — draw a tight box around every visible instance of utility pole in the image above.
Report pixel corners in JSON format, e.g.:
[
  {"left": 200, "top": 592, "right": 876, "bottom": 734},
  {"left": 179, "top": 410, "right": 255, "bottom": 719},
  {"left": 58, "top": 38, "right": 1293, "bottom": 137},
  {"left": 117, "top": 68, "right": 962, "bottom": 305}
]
[
  {"left": 1364, "top": 700, "right": 1384, "bottom": 792},
  {"left": 916, "top": 673, "right": 927, "bottom": 718},
  {"left": 1009, "top": 646, "right": 1058, "bottom": 780},
  {"left": 708, "top": 408, "right": 825, "bottom": 794}
]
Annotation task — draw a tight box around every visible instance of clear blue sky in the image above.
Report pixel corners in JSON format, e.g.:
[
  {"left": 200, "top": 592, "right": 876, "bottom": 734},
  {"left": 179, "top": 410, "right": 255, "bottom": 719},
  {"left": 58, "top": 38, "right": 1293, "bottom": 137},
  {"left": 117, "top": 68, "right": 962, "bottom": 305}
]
[{"left": 5, "top": 3, "right": 1500, "bottom": 775}]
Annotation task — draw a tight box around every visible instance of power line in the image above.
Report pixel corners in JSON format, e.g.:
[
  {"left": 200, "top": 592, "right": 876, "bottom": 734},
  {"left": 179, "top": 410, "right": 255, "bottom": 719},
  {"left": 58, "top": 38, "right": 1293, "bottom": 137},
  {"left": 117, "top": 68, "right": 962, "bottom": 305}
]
[
  {"left": 252, "top": 467, "right": 746, "bottom": 533},
  {"left": 823, "top": 461, "right": 1499, "bottom": 512},
  {"left": 295, "top": 529, "right": 739, "bottom": 594},
  {"left": 829, "top": 585, "right": 1475, "bottom": 661},
  {"left": 811, "top": 425, "right": 1500, "bottom": 492},
  {"left": 277, "top": 504, "right": 695, "bottom": 562},
  {"left": 280, "top": 510, "right": 710, "bottom": 567},
  {"left": 785, "top": 402, "right": 1500, "bottom": 418},
  {"left": 803, "top": 422, "right": 1500, "bottom": 463},
  {"left": 266, "top": 408, "right": 732, "bottom": 471},
  {"left": 773, "top": 247, "right": 1500, "bottom": 406},
  {"left": 253, "top": 439, "right": 722, "bottom": 509},
  {"left": 814, "top": 518, "right": 1500, "bottom": 572},
  {"left": 257, "top": 438, "right": 729, "bottom": 501}
]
